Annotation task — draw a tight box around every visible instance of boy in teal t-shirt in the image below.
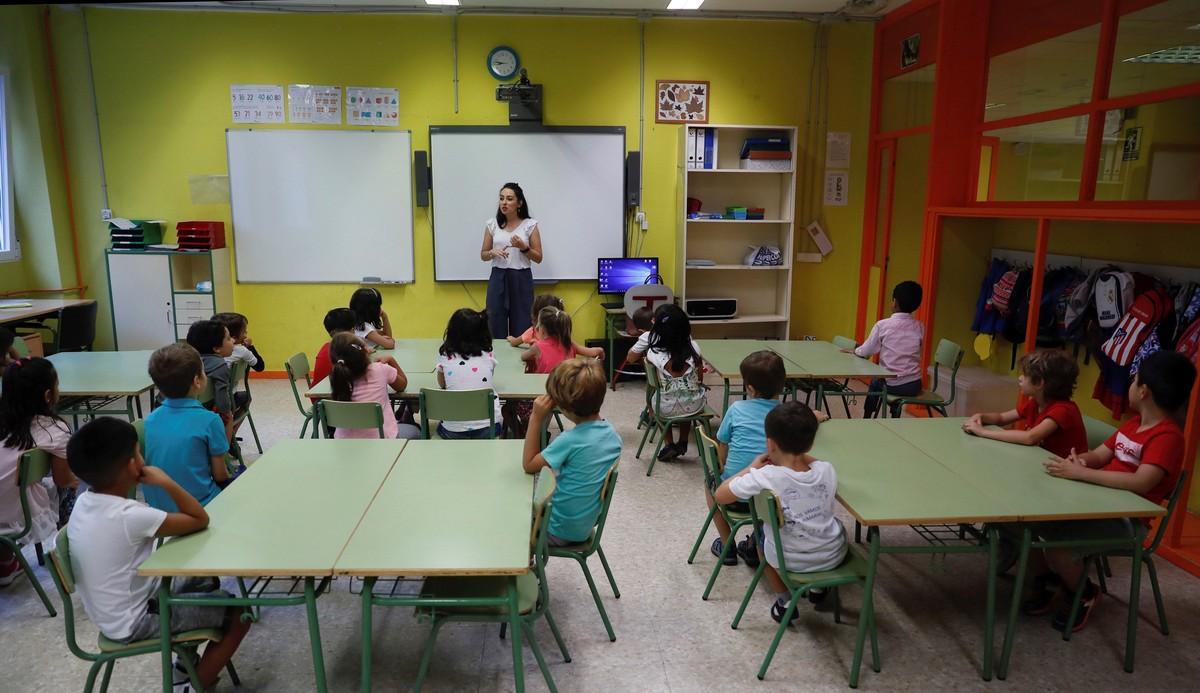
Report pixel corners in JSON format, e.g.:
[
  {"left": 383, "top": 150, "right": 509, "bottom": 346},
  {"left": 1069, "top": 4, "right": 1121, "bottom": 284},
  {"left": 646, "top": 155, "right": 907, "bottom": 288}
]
[
  {"left": 710, "top": 350, "right": 787, "bottom": 568},
  {"left": 523, "top": 357, "right": 622, "bottom": 544}
]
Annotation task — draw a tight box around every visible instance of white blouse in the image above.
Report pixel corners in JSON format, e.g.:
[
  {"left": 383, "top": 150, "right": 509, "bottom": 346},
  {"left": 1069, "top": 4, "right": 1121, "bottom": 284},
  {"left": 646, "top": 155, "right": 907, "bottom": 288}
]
[{"left": 486, "top": 217, "right": 538, "bottom": 271}]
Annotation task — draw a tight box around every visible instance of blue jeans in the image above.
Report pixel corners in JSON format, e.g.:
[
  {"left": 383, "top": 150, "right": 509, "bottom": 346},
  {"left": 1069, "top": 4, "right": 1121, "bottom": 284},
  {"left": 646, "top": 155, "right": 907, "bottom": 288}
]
[{"left": 436, "top": 422, "right": 502, "bottom": 439}]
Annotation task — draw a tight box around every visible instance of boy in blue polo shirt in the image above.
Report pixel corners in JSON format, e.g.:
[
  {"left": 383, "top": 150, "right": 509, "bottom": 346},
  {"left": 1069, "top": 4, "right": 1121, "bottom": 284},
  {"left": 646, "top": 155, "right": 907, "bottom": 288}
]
[
  {"left": 523, "top": 357, "right": 622, "bottom": 545},
  {"left": 709, "top": 350, "right": 786, "bottom": 568},
  {"left": 142, "top": 343, "right": 231, "bottom": 512}
]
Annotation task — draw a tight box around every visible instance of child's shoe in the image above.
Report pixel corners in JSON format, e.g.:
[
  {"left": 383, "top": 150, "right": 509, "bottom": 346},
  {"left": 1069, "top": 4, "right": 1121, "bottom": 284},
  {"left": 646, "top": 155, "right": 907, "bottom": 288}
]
[
  {"left": 656, "top": 443, "right": 681, "bottom": 462},
  {"left": 807, "top": 587, "right": 828, "bottom": 606},
  {"left": 735, "top": 535, "right": 760, "bottom": 569},
  {"left": 710, "top": 538, "right": 738, "bottom": 566},
  {"left": 770, "top": 596, "right": 799, "bottom": 624},
  {"left": 1022, "top": 572, "right": 1061, "bottom": 616},
  {"left": 0, "top": 555, "right": 24, "bottom": 587},
  {"left": 1052, "top": 580, "right": 1100, "bottom": 633}
]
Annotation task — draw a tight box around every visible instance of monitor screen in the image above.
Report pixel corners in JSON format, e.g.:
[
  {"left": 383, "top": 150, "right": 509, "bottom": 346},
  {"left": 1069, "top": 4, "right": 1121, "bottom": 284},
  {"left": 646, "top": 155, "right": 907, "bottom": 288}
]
[{"left": 597, "top": 257, "right": 659, "bottom": 295}]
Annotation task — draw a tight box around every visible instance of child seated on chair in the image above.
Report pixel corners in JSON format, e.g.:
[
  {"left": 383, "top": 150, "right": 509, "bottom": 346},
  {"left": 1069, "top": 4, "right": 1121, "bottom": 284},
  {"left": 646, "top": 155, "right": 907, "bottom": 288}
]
[
  {"left": 962, "top": 349, "right": 1086, "bottom": 458},
  {"left": 843, "top": 281, "right": 924, "bottom": 418},
  {"left": 186, "top": 320, "right": 237, "bottom": 447},
  {"left": 312, "top": 308, "right": 358, "bottom": 399},
  {"left": 507, "top": 294, "right": 564, "bottom": 347},
  {"left": 143, "top": 343, "right": 231, "bottom": 511},
  {"left": 1029, "top": 350, "right": 1195, "bottom": 633},
  {"left": 66, "top": 417, "right": 251, "bottom": 690},
  {"left": 328, "top": 333, "right": 420, "bottom": 440},
  {"left": 435, "top": 308, "right": 503, "bottom": 439},
  {"left": 213, "top": 312, "right": 264, "bottom": 414},
  {"left": 509, "top": 307, "right": 604, "bottom": 435},
  {"left": 522, "top": 358, "right": 622, "bottom": 545},
  {"left": 625, "top": 307, "right": 653, "bottom": 338},
  {"left": 708, "top": 350, "right": 786, "bottom": 569},
  {"left": 716, "top": 401, "right": 847, "bottom": 623},
  {"left": 625, "top": 304, "right": 706, "bottom": 461}
]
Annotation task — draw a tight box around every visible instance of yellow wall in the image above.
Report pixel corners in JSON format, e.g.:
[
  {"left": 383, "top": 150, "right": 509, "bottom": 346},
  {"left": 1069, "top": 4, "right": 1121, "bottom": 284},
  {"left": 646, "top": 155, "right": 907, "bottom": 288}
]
[{"left": 24, "top": 7, "right": 872, "bottom": 367}]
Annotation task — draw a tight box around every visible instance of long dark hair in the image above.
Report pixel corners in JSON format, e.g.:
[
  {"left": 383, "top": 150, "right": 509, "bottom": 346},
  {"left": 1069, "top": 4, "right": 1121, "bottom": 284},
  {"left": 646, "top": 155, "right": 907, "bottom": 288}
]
[
  {"left": 0, "top": 358, "right": 66, "bottom": 451},
  {"left": 349, "top": 288, "right": 383, "bottom": 331},
  {"left": 329, "top": 333, "right": 371, "bottom": 402},
  {"left": 495, "top": 182, "right": 531, "bottom": 229},
  {"left": 440, "top": 308, "right": 493, "bottom": 358},
  {"left": 536, "top": 306, "right": 573, "bottom": 352},
  {"left": 647, "top": 304, "right": 700, "bottom": 373}
]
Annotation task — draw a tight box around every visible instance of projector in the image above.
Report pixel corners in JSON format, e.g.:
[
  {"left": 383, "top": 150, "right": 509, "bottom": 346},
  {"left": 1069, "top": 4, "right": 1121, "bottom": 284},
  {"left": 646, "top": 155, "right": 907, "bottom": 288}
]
[{"left": 685, "top": 298, "right": 738, "bottom": 320}]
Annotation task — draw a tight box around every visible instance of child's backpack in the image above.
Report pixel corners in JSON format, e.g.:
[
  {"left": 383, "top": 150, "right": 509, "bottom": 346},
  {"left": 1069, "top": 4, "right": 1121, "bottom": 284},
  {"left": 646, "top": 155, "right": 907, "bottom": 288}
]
[
  {"left": 1000, "top": 269, "right": 1034, "bottom": 346},
  {"left": 1176, "top": 317, "right": 1200, "bottom": 364},
  {"left": 1094, "top": 269, "right": 1134, "bottom": 330},
  {"left": 1101, "top": 287, "right": 1172, "bottom": 367},
  {"left": 991, "top": 269, "right": 1020, "bottom": 317},
  {"left": 1173, "top": 282, "right": 1200, "bottom": 345},
  {"left": 1064, "top": 266, "right": 1107, "bottom": 344},
  {"left": 1036, "top": 267, "right": 1085, "bottom": 347},
  {"left": 971, "top": 257, "right": 1010, "bottom": 335},
  {"left": 653, "top": 365, "right": 708, "bottom": 419}
]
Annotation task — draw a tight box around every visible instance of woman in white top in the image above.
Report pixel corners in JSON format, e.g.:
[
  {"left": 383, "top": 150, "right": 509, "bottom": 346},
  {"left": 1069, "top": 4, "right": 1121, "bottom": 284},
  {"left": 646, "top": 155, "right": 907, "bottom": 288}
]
[{"left": 481, "top": 182, "right": 543, "bottom": 339}]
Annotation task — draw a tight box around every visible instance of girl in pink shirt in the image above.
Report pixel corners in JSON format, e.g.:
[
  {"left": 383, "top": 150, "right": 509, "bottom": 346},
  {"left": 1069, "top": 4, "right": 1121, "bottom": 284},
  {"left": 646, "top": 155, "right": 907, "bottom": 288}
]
[
  {"left": 509, "top": 307, "right": 604, "bottom": 435},
  {"left": 328, "top": 334, "right": 419, "bottom": 439},
  {"left": 507, "top": 294, "right": 565, "bottom": 347}
]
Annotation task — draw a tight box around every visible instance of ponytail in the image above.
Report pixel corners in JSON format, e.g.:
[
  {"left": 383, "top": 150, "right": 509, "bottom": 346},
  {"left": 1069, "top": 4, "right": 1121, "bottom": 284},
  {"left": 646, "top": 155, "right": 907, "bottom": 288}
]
[
  {"left": 536, "top": 307, "right": 573, "bottom": 352},
  {"left": 329, "top": 333, "right": 370, "bottom": 402}
]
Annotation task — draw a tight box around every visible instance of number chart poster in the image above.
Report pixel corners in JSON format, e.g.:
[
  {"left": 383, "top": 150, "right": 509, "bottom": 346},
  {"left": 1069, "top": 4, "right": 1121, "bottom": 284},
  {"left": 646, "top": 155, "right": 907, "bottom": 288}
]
[
  {"left": 346, "top": 87, "right": 399, "bottom": 126},
  {"left": 289, "top": 85, "right": 342, "bottom": 124},
  {"left": 230, "top": 84, "right": 284, "bottom": 124}
]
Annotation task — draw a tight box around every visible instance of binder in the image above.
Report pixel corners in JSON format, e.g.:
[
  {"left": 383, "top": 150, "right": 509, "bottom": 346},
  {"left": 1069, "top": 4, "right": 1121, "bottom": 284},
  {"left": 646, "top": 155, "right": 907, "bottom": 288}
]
[
  {"left": 702, "top": 129, "right": 714, "bottom": 169},
  {"left": 696, "top": 128, "right": 707, "bottom": 169},
  {"left": 686, "top": 128, "right": 697, "bottom": 169},
  {"left": 711, "top": 129, "right": 719, "bottom": 169}
]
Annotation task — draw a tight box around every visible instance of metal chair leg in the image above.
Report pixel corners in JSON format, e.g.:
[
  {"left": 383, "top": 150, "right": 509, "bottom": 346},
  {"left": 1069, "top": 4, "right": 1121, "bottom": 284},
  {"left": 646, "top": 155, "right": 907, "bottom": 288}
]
[
  {"left": 98, "top": 660, "right": 115, "bottom": 693},
  {"left": 597, "top": 545, "right": 620, "bottom": 598},
  {"left": 1146, "top": 557, "right": 1168, "bottom": 635},
  {"left": 523, "top": 621, "right": 559, "bottom": 693},
  {"left": 544, "top": 607, "right": 572, "bottom": 662}
]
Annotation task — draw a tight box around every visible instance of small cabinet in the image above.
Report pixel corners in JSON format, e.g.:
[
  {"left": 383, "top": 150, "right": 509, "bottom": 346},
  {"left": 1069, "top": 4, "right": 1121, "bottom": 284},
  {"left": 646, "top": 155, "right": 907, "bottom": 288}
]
[{"left": 106, "top": 249, "right": 232, "bottom": 350}]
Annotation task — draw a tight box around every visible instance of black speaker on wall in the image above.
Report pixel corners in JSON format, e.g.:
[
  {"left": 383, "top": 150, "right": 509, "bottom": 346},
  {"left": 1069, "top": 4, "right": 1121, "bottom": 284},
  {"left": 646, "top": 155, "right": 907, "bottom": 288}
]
[
  {"left": 625, "top": 151, "right": 641, "bottom": 207},
  {"left": 414, "top": 150, "right": 430, "bottom": 207}
]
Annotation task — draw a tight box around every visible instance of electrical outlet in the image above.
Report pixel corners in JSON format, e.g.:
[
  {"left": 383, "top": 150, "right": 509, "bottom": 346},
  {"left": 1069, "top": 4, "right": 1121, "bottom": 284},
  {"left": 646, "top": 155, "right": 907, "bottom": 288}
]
[
  {"left": 636, "top": 211, "right": 648, "bottom": 230},
  {"left": 101, "top": 208, "right": 113, "bottom": 221}
]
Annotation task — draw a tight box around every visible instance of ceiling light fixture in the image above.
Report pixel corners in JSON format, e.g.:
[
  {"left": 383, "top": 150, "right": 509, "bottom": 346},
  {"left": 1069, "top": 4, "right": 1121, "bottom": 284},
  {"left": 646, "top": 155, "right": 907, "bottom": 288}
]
[
  {"left": 667, "top": 0, "right": 705, "bottom": 9},
  {"left": 425, "top": 0, "right": 460, "bottom": 6},
  {"left": 1123, "top": 45, "right": 1200, "bottom": 64}
]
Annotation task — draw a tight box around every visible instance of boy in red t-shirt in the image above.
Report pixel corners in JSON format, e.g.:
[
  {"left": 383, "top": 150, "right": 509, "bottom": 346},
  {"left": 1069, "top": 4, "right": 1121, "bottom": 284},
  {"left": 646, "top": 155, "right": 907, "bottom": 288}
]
[
  {"left": 963, "top": 350, "right": 1087, "bottom": 459},
  {"left": 311, "top": 308, "right": 358, "bottom": 397},
  {"left": 1030, "top": 350, "right": 1196, "bottom": 632}
]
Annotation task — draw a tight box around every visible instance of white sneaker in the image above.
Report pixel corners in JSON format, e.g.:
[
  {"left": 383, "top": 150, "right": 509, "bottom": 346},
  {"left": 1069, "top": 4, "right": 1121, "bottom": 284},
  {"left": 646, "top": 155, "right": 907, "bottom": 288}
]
[{"left": 0, "top": 558, "right": 24, "bottom": 588}]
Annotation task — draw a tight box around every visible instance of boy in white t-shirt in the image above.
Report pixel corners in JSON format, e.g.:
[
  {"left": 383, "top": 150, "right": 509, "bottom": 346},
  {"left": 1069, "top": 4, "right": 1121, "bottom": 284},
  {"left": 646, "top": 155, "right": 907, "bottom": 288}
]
[
  {"left": 66, "top": 418, "right": 250, "bottom": 691},
  {"left": 716, "top": 401, "right": 847, "bottom": 623}
]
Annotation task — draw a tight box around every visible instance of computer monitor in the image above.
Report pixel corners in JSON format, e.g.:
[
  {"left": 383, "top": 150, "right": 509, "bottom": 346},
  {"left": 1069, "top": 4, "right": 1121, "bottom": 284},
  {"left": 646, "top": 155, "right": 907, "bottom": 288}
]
[{"left": 598, "top": 257, "right": 659, "bottom": 295}]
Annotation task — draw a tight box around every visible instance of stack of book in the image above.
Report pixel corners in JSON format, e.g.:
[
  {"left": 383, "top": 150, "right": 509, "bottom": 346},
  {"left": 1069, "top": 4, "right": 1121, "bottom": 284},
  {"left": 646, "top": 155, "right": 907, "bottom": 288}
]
[
  {"left": 739, "top": 136, "right": 792, "bottom": 171},
  {"left": 109, "top": 219, "right": 163, "bottom": 250},
  {"left": 177, "top": 221, "right": 226, "bottom": 250}
]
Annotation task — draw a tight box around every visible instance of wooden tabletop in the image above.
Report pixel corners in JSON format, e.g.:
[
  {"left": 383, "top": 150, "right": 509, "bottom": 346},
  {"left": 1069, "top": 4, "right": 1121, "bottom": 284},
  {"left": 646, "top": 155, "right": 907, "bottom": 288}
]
[
  {"left": 334, "top": 439, "right": 534, "bottom": 576},
  {"left": 48, "top": 350, "right": 156, "bottom": 397},
  {"left": 0, "top": 298, "right": 94, "bottom": 326},
  {"left": 138, "top": 439, "right": 405, "bottom": 577}
]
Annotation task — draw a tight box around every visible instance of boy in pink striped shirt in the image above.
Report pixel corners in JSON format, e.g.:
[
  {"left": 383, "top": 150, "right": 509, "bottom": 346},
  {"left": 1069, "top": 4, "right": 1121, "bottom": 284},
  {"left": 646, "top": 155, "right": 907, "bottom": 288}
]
[{"left": 845, "top": 281, "right": 924, "bottom": 418}]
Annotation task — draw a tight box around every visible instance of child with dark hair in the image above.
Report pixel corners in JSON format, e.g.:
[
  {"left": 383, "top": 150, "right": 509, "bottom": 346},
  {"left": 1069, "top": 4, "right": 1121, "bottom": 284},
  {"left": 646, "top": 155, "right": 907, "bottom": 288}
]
[
  {"left": 0, "top": 358, "right": 78, "bottom": 586},
  {"left": 313, "top": 307, "right": 359, "bottom": 390},
  {"left": 522, "top": 358, "right": 622, "bottom": 546},
  {"left": 213, "top": 312, "right": 265, "bottom": 373},
  {"left": 1028, "top": 350, "right": 1196, "bottom": 632},
  {"left": 716, "top": 401, "right": 847, "bottom": 622},
  {"left": 708, "top": 350, "right": 787, "bottom": 567},
  {"left": 507, "top": 294, "right": 565, "bottom": 347},
  {"left": 143, "top": 343, "right": 231, "bottom": 512},
  {"left": 435, "top": 308, "right": 503, "bottom": 439},
  {"left": 845, "top": 280, "right": 925, "bottom": 418},
  {"left": 328, "top": 333, "right": 419, "bottom": 439},
  {"left": 625, "top": 304, "right": 706, "bottom": 461},
  {"left": 963, "top": 349, "right": 1086, "bottom": 458},
  {"left": 0, "top": 326, "right": 19, "bottom": 368},
  {"left": 186, "top": 319, "right": 236, "bottom": 444},
  {"left": 349, "top": 288, "right": 395, "bottom": 349},
  {"left": 66, "top": 417, "right": 251, "bottom": 688},
  {"left": 626, "top": 307, "right": 654, "bottom": 337}
]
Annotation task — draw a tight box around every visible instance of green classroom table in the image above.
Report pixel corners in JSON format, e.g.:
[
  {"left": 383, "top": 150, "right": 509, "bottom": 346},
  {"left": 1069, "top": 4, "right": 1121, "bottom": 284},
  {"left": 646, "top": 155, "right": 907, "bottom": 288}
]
[
  {"left": 334, "top": 440, "right": 535, "bottom": 691},
  {"left": 370, "top": 338, "right": 527, "bottom": 374},
  {"left": 303, "top": 370, "right": 548, "bottom": 401},
  {"left": 811, "top": 418, "right": 1166, "bottom": 683},
  {"left": 138, "top": 439, "right": 407, "bottom": 693},
  {"left": 47, "top": 350, "right": 156, "bottom": 420}
]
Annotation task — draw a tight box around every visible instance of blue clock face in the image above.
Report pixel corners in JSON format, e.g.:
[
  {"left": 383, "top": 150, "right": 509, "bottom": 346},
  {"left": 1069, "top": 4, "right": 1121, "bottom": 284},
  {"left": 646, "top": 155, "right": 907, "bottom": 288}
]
[{"left": 488, "top": 46, "right": 520, "bottom": 80}]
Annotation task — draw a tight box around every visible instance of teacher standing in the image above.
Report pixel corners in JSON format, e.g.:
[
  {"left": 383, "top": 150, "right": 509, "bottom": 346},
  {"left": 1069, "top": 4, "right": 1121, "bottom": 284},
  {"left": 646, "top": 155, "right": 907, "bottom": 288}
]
[{"left": 481, "top": 182, "right": 543, "bottom": 338}]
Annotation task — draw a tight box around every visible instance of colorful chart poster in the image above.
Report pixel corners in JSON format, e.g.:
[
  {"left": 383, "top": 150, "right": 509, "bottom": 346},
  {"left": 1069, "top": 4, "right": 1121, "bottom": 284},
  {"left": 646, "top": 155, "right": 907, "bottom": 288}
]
[
  {"left": 230, "top": 84, "right": 284, "bottom": 124},
  {"left": 289, "top": 85, "right": 342, "bottom": 124},
  {"left": 346, "top": 87, "right": 399, "bottom": 126}
]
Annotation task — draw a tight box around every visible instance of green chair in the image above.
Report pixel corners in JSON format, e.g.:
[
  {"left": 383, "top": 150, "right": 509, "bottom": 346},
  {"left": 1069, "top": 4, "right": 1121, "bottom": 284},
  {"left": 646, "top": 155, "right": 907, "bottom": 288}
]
[
  {"left": 688, "top": 429, "right": 754, "bottom": 601},
  {"left": 731, "top": 491, "right": 879, "bottom": 688},
  {"left": 46, "top": 529, "right": 240, "bottom": 693},
  {"left": 1082, "top": 415, "right": 1117, "bottom": 450},
  {"left": 808, "top": 335, "right": 881, "bottom": 419},
  {"left": 316, "top": 400, "right": 386, "bottom": 439},
  {"left": 284, "top": 353, "right": 317, "bottom": 439},
  {"left": 412, "top": 472, "right": 570, "bottom": 692},
  {"left": 1, "top": 449, "right": 59, "bottom": 616},
  {"left": 885, "top": 338, "right": 964, "bottom": 418},
  {"left": 193, "top": 377, "right": 243, "bottom": 472},
  {"left": 417, "top": 387, "right": 497, "bottom": 439},
  {"left": 635, "top": 364, "right": 717, "bottom": 476},
  {"left": 11, "top": 335, "right": 30, "bottom": 357},
  {"left": 228, "top": 359, "right": 262, "bottom": 454},
  {"left": 548, "top": 462, "right": 621, "bottom": 641}
]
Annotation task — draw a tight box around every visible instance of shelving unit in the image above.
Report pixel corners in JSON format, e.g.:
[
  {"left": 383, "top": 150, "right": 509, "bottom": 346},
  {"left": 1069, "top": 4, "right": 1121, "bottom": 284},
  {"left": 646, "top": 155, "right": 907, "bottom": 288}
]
[
  {"left": 105, "top": 249, "right": 233, "bottom": 350},
  {"left": 678, "top": 124, "right": 797, "bottom": 339}
]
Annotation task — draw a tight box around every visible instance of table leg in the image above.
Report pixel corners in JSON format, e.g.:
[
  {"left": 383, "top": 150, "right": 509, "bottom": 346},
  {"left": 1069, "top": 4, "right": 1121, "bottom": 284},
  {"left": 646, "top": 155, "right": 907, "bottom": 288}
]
[
  {"left": 1125, "top": 536, "right": 1144, "bottom": 672},
  {"left": 721, "top": 378, "right": 731, "bottom": 414},
  {"left": 508, "top": 578, "right": 524, "bottom": 693},
  {"left": 133, "top": 395, "right": 143, "bottom": 419},
  {"left": 158, "top": 578, "right": 173, "bottom": 693},
  {"left": 997, "top": 526, "right": 1032, "bottom": 680},
  {"left": 983, "top": 526, "right": 997, "bottom": 681},
  {"left": 304, "top": 577, "right": 329, "bottom": 693},
  {"left": 607, "top": 315, "right": 615, "bottom": 385},
  {"left": 360, "top": 576, "right": 375, "bottom": 693},
  {"left": 850, "top": 527, "right": 880, "bottom": 688}
]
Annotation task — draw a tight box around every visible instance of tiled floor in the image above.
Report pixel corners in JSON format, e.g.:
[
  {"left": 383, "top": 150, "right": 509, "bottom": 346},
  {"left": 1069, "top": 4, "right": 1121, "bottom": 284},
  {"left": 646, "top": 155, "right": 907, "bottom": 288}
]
[{"left": 4, "top": 377, "right": 1200, "bottom": 692}]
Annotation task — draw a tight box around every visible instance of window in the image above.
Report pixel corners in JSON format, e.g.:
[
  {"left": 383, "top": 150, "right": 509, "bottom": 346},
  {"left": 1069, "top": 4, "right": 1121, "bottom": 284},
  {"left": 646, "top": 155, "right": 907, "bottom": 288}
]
[{"left": 0, "top": 73, "right": 18, "bottom": 262}]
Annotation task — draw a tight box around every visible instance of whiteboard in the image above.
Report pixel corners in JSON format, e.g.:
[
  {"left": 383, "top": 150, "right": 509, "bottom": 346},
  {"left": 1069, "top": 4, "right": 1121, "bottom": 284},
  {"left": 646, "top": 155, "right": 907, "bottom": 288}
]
[
  {"left": 430, "top": 127, "right": 626, "bottom": 281},
  {"left": 227, "top": 129, "right": 414, "bottom": 283}
]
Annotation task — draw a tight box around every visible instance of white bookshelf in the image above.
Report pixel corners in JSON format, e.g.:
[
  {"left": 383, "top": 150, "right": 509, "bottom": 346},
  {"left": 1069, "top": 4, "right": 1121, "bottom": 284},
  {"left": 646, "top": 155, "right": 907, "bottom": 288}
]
[{"left": 678, "top": 124, "right": 797, "bottom": 339}]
